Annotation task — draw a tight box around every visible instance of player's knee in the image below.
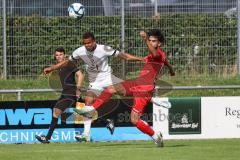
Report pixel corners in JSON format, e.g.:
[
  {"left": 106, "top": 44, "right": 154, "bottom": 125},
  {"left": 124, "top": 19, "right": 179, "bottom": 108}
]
[
  {"left": 108, "top": 84, "right": 126, "bottom": 95},
  {"left": 53, "top": 112, "right": 60, "bottom": 118},
  {"left": 53, "top": 109, "right": 62, "bottom": 118},
  {"left": 85, "top": 97, "right": 94, "bottom": 105},
  {"left": 130, "top": 111, "right": 140, "bottom": 125},
  {"left": 131, "top": 118, "right": 138, "bottom": 125},
  {"left": 106, "top": 86, "right": 117, "bottom": 94}
]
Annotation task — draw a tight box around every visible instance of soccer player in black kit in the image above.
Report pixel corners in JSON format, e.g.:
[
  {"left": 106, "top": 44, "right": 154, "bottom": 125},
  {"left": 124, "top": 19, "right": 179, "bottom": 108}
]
[{"left": 35, "top": 47, "right": 83, "bottom": 143}]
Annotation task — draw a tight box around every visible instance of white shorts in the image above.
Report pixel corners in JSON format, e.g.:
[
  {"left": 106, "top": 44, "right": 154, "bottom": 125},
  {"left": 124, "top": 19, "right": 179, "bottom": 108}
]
[{"left": 88, "top": 74, "right": 123, "bottom": 96}]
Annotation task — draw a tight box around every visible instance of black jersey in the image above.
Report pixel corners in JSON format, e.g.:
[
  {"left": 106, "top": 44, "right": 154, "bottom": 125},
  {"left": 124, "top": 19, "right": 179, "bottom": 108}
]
[{"left": 58, "top": 61, "right": 78, "bottom": 96}]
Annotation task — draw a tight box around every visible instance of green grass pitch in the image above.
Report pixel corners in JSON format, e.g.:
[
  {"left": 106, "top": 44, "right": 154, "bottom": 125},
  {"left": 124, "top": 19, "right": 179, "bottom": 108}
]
[{"left": 0, "top": 139, "right": 239, "bottom": 160}]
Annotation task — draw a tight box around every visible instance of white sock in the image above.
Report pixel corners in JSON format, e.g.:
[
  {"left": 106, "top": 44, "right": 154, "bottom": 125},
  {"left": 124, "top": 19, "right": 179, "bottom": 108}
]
[
  {"left": 83, "top": 118, "right": 92, "bottom": 137},
  {"left": 85, "top": 105, "right": 95, "bottom": 111},
  {"left": 152, "top": 132, "right": 158, "bottom": 142}
]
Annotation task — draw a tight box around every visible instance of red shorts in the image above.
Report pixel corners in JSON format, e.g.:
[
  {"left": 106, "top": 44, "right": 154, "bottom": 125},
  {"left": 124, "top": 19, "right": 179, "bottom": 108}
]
[{"left": 121, "top": 80, "right": 154, "bottom": 115}]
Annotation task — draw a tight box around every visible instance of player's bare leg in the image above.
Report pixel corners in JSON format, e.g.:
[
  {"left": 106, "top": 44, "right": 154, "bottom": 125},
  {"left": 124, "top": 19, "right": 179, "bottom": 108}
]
[
  {"left": 75, "top": 91, "right": 96, "bottom": 142},
  {"left": 75, "top": 90, "right": 116, "bottom": 141}
]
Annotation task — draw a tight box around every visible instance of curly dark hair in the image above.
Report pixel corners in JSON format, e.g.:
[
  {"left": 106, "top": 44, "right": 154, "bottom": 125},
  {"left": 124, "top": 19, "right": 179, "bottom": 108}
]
[{"left": 148, "top": 29, "right": 165, "bottom": 43}]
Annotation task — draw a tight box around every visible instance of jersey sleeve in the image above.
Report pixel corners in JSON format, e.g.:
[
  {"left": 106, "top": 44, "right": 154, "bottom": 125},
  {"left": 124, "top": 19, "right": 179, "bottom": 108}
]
[
  {"left": 157, "top": 49, "right": 167, "bottom": 63},
  {"left": 164, "top": 58, "right": 169, "bottom": 65},
  {"left": 68, "top": 61, "right": 80, "bottom": 73},
  {"left": 103, "top": 45, "right": 120, "bottom": 57},
  {"left": 69, "top": 49, "right": 81, "bottom": 61}
]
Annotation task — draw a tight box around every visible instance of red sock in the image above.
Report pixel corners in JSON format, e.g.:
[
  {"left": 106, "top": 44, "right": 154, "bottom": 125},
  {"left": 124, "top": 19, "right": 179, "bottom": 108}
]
[
  {"left": 92, "top": 89, "right": 113, "bottom": 109},
  {"left": 135, "top": 120, "right": 154, "bottom": 136}
]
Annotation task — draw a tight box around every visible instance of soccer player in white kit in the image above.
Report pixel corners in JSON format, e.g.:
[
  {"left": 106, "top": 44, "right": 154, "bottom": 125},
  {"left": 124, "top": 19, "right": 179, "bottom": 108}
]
[
  {"left": 71, "top": 32, "right": 146, "bottom": 141},
  {"left": 44, "top": 32, "right": 144, "bottom": 141}
]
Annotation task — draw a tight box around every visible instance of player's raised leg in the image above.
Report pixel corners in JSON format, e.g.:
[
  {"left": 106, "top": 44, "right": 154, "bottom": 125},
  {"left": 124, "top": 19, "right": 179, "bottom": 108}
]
[{"left": 74, "top": 83, "right": 125, "bottom": 117}]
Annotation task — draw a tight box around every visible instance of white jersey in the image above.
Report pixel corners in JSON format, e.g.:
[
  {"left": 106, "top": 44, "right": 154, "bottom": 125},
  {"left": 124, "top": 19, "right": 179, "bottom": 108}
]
[{"left": 69, "top": 44, "right": 122, "bottom": 84}]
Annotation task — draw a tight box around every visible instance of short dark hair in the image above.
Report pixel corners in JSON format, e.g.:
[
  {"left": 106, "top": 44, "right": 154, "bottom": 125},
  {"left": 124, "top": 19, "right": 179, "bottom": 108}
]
[
  {"left": 82, "top": 32, "right": 95, "bottom": 40},
  {"left": 148, "top": 29, "right": 165, "bottom": 43},
  {"left": 55, "top": 47, "right": 65, "bottom": 54}
]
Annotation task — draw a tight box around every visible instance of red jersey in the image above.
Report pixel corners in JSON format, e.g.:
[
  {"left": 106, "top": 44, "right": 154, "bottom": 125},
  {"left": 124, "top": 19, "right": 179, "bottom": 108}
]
[
  {"left": 121, "top": 48, "right": 168, "bottom": 94},
  {"left": 139, "top": 48, "right": 167, "bottom": 83}
]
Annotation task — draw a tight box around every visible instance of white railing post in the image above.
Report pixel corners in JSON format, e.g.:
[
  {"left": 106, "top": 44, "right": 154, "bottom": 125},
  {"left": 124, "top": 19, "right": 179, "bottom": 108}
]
[{"left": 17, "top": 90, "right": 21, "bottom": 101}]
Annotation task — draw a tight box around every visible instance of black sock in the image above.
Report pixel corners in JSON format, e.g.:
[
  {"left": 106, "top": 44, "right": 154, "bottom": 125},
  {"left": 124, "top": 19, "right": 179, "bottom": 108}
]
[{"left": 46, "top": 117, "right": 58, "bottom": 140}]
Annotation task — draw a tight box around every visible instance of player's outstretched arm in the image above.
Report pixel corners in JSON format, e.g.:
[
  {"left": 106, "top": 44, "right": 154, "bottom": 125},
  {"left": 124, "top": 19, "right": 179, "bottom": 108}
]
[
  {"left": 164, "top": 59, "right": 175, "bottom": 76},
  {"left": 76, "top": 70, "right": 84, "bottom": 89},
  {"left": 118, "top": 53, "right": 144, "bottom": 61},
  {"left": 43, "top": 59, "right": 69, "bottom": 75},
  {"left": 75, "top": 70, "right": 84, "bottom": 98},
  {"left": 140, "top": 31, "right": 159, "bottom": 58}
]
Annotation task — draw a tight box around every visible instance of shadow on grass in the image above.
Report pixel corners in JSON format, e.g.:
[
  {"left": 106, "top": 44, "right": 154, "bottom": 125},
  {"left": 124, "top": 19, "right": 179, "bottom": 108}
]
[
  {"left": 166, "top": 144, "right": 188, "bottom": 148},
  {"left": 87, "top": 142, "right": 189, "bottom": 148}
]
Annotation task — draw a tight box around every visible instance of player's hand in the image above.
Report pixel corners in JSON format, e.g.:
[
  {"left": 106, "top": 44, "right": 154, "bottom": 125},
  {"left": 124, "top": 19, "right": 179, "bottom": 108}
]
[
  {"left": 140, "top": 31, "right": 148, "bottom": 41},
  {"left": 143, "top": 56, "right": 148, "bottom": 63},
  {"left": 43, "top": 67, "right": 53, "bottom": 75},
  {"left": 169, "top": 70, "right": 175, "bottom": 76},
  {"left": 141, "top": 58, "right": 146, "bottom": 63}
]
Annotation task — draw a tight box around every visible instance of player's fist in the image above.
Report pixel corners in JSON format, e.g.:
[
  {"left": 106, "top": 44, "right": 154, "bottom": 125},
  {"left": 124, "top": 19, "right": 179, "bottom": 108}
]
[
  {"left": 140, "top": 31, "right": 147, "bottom": 41},
  {"left": 169, "top": 69, "right": 175, "bottom": 76},
  {"left": 43, "top": 67, "right": 53, "bottom": 75}
]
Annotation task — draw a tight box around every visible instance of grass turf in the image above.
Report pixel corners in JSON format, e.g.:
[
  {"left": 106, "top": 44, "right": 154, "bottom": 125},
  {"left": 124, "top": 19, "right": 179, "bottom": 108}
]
[{"left": 0, "top": 139, "right": 239, "bottom": 160}]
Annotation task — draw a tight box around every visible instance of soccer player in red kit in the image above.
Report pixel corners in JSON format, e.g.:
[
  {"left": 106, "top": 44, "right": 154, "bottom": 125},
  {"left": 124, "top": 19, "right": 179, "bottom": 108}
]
[{"left": 74, "top": 29, "right": 175, "bottom": 147}]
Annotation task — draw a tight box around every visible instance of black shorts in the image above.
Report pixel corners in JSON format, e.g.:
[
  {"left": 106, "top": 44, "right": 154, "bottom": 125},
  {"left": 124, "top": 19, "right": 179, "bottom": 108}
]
[{"left": 54, "top": 95, "right": 77, "bottom": 111}]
